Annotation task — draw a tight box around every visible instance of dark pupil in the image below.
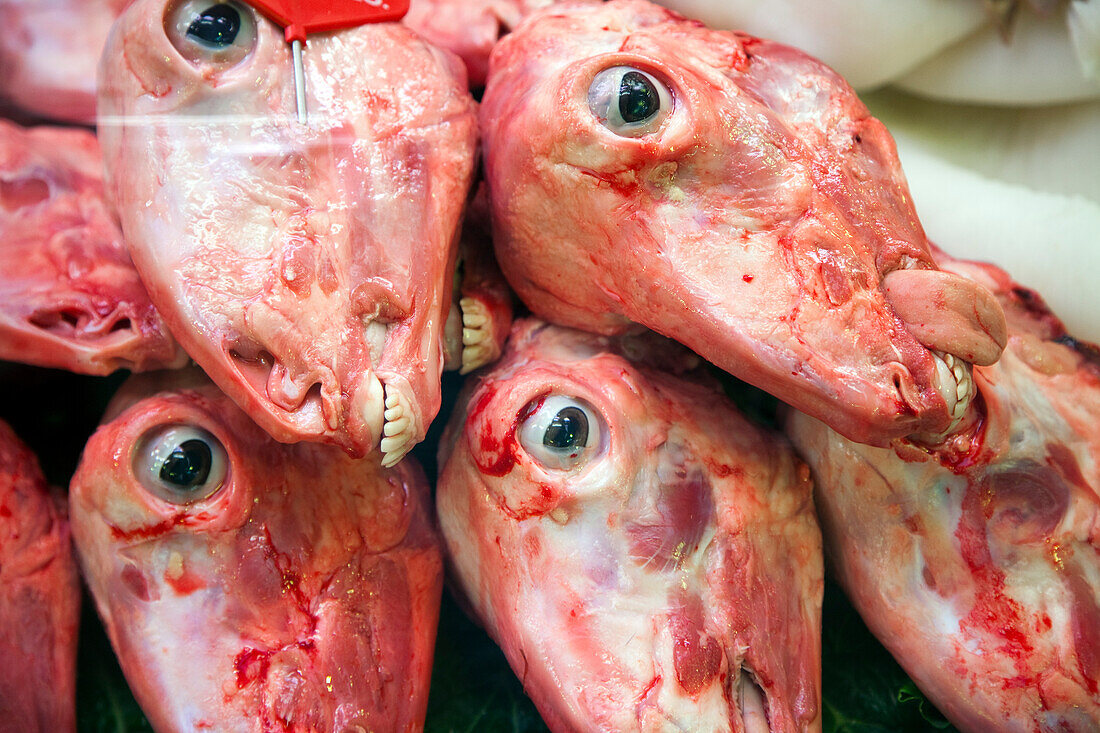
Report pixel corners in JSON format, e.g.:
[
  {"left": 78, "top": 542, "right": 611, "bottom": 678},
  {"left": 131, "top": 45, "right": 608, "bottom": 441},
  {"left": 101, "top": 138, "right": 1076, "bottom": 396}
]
[
  {"left": 618, "top": 71, "right": 659, "bottom": 124},
  {"left": 187, "top": 4, "right": 241, "bottom": 47},
  {"left": 543, "top": 407, "right": 589, "bottom": 450},
  {"left": 159, "top": 439, "right": 213, "bottom": 490}
]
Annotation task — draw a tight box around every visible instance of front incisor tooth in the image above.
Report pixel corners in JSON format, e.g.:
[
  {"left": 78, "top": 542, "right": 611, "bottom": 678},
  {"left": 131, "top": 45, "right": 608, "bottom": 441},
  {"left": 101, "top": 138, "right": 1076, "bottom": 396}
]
[
  {"left": 461, "top": 298, "right": 488, "bottom": 329},
  {"left": 464, "top": 343, "right": 487, "bottom": 362},
  {"left": 380, "top": 434, "right": 408, "bottom": 452},
  {"left": 384, "top": 415, "right": 411, "bottom": 437},
  {"left": 950, "top": 355, "right": 968, "bottom": 384},
  {"left": 380, "top": 437, "right": 410, "bottom": 467},
  {"left": 909, "top": 351, "right": 976, "bottom": 446},
  {"left": 381, "top": 429, "right": 411, "bottom": 462},
  {"left": 933, "top": 353, "right": 958, "bottom": 414},
  {"left": 463, "top": 327, "right": 487, "bottom": 345},
  {"left": 380, "top": 384, "right": 416, "bottom": 467},
  {"left": 384, "top": 388, "right": 402, "bottom": 411},
  {"left": 464, "top": 312, "right": 487, "bottom": 328},
  {"left": 460, "top": 296, "right": 499, "bottom": 374},
  {"left": 956, "top": 373, "right": 970, "bottom": 404},
  {"left": 941, "top": 352, "right": 973, "bottom": 422},
  {"left": 384, "top": 390, "right": 404, "bottom": 423}
]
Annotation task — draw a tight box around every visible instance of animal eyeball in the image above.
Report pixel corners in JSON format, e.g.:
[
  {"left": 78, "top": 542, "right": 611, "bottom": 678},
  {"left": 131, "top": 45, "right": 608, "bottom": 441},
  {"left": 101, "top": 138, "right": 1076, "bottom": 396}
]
[
  {"left": 168, "top": 0, "right": 257, "bottom": 67},
  {"left": 588, "top": 66, "right": 672, "bottom": 138},
  {"left": 518, "top": 395, "right": 603, "bottom": 471},
  {"left": 134, "top": 425, "right": 228, "bottom": 504}
]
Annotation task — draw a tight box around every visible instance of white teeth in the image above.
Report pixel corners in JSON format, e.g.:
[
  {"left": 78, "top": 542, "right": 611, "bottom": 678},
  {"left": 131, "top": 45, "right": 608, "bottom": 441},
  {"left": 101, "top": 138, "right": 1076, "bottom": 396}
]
[
  {"left": 460, "top": 296, "right": 497, "bottom": 375},
  {"left": 383, "top": 415, "right": 410, "bottom": 437},
  {"left": 461, "top": 299, "right": 488, "bottom": 329},
  {"left": 361, "top": 374, "right": 385, "bottom": 440},
  {"left": 380, "top": 385, "right": 416, "bottom": 468},
  {"left": 892, "top": 254, "right": 921, "bottom": 274},
  {"left": 383, "top": 392, "right": 404, "bottom": 423},
  {"left": 953, "top": 357, "right": 971, "bottom": 407},
  {"left": 931, "top": 350, "right": 974, "bottom": 435},
  {"left": 886, "top": 260, "right": 979, "bottom": 443},
  {"left": 362, "top": 318, "right": 389, "bottom": 366}
]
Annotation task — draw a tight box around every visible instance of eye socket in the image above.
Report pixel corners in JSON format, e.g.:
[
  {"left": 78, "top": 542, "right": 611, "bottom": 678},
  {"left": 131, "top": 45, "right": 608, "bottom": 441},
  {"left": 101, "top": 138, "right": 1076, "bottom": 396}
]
[
  {"left": 133, "top": 424, "right": 228, "bottom": 505},
  {"left": 588, "top": 66, "right": 672, "bottom": 138},
  {"left": 518, "top": 395, "right": 603, "bottom": 471},
  {"left": 168, "top": 0, "right": 256, "bottom": 67}
]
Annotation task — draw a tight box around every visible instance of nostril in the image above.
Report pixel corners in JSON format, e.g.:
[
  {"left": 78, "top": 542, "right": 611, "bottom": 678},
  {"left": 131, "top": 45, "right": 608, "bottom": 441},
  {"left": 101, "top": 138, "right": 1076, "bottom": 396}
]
[
  {"left": 228, "top": 345, "right": 331, "bottom": 417},
  {"left": 229, "top": 347, "right": 274, "bottom": 369},
  {"left": 303, "top": 381, "right": 323, "bottom": 407},
  {"left": 299, "top": 381, "right": 333, "bottom": 427},
  {"left": 28, "top": 307, "right": 87, "bottom": 334},
  {"left": 228, "top": 346, "right": 277, "bottom": 398},
  {"left": 108, "top": 317, "right": 133, "bottom": 334},
  {"left": 0, "top": 176, "right": 51, "bottom": 212}
]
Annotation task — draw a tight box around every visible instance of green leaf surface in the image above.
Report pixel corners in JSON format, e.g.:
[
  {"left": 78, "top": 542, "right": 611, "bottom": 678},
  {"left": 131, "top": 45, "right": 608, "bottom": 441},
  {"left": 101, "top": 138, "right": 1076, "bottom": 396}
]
[
  {"left": 426, "top": 594, "right": 547, "bottom": 733},
  {"left": 821, "top": 583, "right": 957, "bottom": 733}
]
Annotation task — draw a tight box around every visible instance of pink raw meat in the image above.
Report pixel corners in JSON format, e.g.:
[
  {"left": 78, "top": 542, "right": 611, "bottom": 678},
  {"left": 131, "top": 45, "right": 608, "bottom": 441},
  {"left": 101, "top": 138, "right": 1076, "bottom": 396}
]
[
  {"left": 0, "top": 119, "right": 186, "bottom": 374},
  {"left": 438, "top": 319, "right": 823, "bottom": 731},
  {"left": 98, "top": 0, "right": 479, "bottom": 465},
  {"left": 70, "top": 369, "right": 443, "bottom": 732},
  {"left": 0, "top": 419, "right": 80, "bottom": 733},
  {"left": 403, "top": 0, "right": 587, "bottom": 87},
  {"left": 787, "top": 250, "right": 1100, "bottom": 732},
  {"left": 0, "top": 0, "right": 133, "bottom": 124},
  {"left": 480, "top": 0, "right": 1008, "bottom": 448}
]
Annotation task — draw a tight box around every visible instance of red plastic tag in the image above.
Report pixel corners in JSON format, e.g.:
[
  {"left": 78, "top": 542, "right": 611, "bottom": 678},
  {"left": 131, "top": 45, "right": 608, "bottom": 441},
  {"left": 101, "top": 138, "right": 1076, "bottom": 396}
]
[{"left": 248, "top": 0, "right": 410, "bottom": 43}]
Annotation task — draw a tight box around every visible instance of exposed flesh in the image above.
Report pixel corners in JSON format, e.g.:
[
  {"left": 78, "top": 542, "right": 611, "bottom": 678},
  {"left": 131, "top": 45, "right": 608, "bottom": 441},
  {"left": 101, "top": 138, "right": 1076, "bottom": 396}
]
[
  {"left": 70, "top": 370, "right": 443, "bottom": 732},
  {"left": 99, "top": 0, "right": 478, "bottom": 462},
  {"left": 404, "top": 0, "right": 577, "bottom": 86},
  {"left": 0, "top": 119, "right": 186, "bottom": 374},
  {"left": 480, "top": 0, "right": 1007, "bottom": 446},
  {"left": 438, "top": 319, "right": 823, "bottom": 731},
  {"left": 787, "top": 250, "right": 1100, "bottom": 732},
  {"left": 0, "top": 0, "right": 134, "bottom": 124},
  {"left": 0, "top": 419, "right": 80, "bottom": 733}
]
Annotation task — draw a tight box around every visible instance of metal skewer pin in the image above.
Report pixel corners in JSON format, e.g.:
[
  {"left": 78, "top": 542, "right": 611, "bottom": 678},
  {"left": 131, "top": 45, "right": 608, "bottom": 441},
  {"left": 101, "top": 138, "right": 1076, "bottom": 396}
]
[
  {"left": 245, "top": 0, "right": 412, "bottom": 127},
  {"left": 291, "top": 38, "right": 307, "bottom": 124}
]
